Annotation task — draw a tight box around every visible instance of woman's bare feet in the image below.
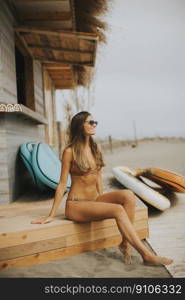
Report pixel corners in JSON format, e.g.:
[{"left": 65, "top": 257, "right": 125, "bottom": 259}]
[
  {"left": 143, "top": 254, "right": 173, "bottom": 266},
  {"left": 118, "top": 242, "right": 132, "bottom": 264}
]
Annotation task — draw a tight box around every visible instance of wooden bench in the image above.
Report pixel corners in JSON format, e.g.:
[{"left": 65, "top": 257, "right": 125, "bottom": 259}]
[{"left": 0, "top": 194, "right": 149, "bottom": 270}]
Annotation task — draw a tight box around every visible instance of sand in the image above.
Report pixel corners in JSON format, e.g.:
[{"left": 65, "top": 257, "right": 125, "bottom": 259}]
[{"left": 0, "top": 138, "right": 184, "bottom": 278}]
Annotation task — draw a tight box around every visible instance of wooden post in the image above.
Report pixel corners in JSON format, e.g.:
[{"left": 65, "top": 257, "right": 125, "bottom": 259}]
[
  {"left": 108, "top": 135, "right": 113, "bottom": 153},
  {"left": 132, "top": 120, "right": 138, "bottom": 147},
  {"left": 57, "top": 121, "right": 62, "bottom": 157}
]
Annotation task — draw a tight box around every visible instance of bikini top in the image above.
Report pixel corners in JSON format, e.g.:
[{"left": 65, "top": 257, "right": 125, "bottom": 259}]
[{"left": 70, "top": 159, "right": 101, "bottom": 176}]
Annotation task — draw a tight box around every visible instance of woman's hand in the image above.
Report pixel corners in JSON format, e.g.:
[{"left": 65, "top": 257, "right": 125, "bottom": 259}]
[{"left": 31, "top": 215, "right": 53, "bottom": 224}]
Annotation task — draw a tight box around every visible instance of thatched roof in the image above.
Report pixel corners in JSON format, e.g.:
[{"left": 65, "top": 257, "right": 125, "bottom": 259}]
[
  {"left": 75, "top": 0, "right": 109, "bottom": 43},
  {"left": 10, "top": 0, "right": 109, "bottom": 88},
  {"left": 74, "top": 0, "right": 109, "bottom": 87}
]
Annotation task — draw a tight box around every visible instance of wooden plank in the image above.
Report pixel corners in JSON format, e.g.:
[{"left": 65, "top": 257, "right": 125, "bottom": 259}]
[
  {"left": 66, "top": 219, "right": 148, "bottom": 247},
  {"left": 0, "top": 217, "right": 148, "bottom": 262},
  {"left": 18, "top": 11, "right": 72, "bottom": 22},
  {"left": 43, "top": 63, "right": 71, "bottom": 70},
  {"left": 34, "top": 55, "right": 93, "bottom": 66},
  {"left": 0, "top": 236, "right": 66, "bottom": 260},
  {"left": 0, "top": 229, "right": 147, "bottom": 270},
  {"left": 15, "top": 33, "right": 31, "bottom": 57},
  {"left": 48, "top": 75, "right": 73, "bottom": 79},
  {"left": 55, "top": 84, "right": 74, "bottom": 89},
  {"left": 147, "top": 194, "right": 185, "bottom": 278},
  {"left": 28, "top": 44, "right": 92, "bottom": 55},
  {"left": 0, "top": 220, "right": 148, "bottom": 261},
  {"left": 25, "top": 58, "right": 35, "bottom": 111},
  {"left": 19, "top": 104, "right": 48, "bottom": 124},
  {"left": 15, "top": 31, "right": 33, "bottom": 58},
  {"left": 0, "top": 195, "right": 148, "bottom": 268},
  {"left": 0, "top": 219, "right": 118, "bottom": 248},
  {"left": 15, "top": 26, "right": 99, "bottom": 40},
  {"left": 21, "top": 21, "right": 73, "bottom": 31},
  {"left": 0, "top": 212, "right": 148, "bottom": 249},
  {"left": 0, "top": 202, "right": 146, "bottom": 232},
  {"left": 14, "top": 0, "right": 69, "bottom": 3},
  {"left": 66, "top": 226, "right": 120, "bottom": 247},
  {"left": 0, "top": 102, "right": 48, "bottom": 124}
]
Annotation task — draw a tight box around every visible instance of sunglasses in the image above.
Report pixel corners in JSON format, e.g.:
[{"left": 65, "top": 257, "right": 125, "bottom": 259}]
[{"left": 84, "top": 120, "right": 98, "bottom": 126}]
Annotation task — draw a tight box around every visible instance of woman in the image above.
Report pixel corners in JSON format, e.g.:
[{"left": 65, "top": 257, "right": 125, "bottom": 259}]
[{"left": 32, "top": 111, "right": 173, "bottom": 266}]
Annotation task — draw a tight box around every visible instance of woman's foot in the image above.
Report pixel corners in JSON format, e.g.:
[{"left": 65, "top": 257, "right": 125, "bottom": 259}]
[
  {"left": 118, "top": 242, "right": 132, "bottom": 264},
  {"left": 143, "top": 254, "right": 173, "bottom": 266}
]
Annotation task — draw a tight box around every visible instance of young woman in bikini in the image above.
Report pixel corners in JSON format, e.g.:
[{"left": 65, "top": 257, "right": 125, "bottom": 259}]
[{"left": 32, "top": 111, "right": 173, "bottom": 266}]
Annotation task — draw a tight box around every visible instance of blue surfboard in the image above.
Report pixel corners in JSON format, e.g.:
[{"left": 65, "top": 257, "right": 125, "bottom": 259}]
[
  {"left": 19, "top": 142, "right": 47, "bottom": 191},
  {"left": 31, "top": 142, "right": 71, "bottom": 190}
]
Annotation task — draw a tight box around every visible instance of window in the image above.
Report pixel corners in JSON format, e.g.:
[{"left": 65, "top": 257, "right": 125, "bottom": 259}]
[
  {"left": 15, "top": 36, "right": 35, "bottom": 110},
  {"left": 15, "top": 46, "right": 26, "bottom": 106}
]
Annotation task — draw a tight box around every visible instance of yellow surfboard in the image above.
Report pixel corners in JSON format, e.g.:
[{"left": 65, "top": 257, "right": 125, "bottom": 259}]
[{"left": 135, "top": 168, "right": 185, "bottom": 193}]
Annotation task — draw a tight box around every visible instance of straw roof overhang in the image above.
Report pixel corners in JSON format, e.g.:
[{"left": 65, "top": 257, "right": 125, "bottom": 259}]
[
  {"left": 75, "top": 0, "right": 109, "bottom": 44},
  {"left": 8, "top": 0, "right": 108, "bottom": 89},
  {"left": 15, "top": 26, "right": 98, "bottom": 66}
]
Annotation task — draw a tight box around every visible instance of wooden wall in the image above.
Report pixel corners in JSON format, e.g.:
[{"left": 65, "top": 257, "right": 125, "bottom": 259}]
[
  {"left": 0, "top": 2, "right": 58, "bottom": 205},
  {"left": 33, "top": 61, "right": 45, "bottom": 116},
  {"left": 43, "top": 69, "right": 59, "bottom": 154},
  {"left": 0, "top": 2, "right": 17, "bottom": 104}
]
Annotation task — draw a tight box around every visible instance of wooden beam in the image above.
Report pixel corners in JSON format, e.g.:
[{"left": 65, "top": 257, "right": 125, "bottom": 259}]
[
  {"left": 55, "top": 86, "right": 74, "bottom": 89},
  {"left": 15, "top": 33, "right": 30, "bottom": 57},
  {"left": 15, "top": 26, "right": 99, "bottom": 41},
  {"left": 28, "top": 44, "right": 92, "bottom": 56},
  {"left": 50, "top": 71, "right": 72, "bottom": 73},
  {"left": 0, "top": 236, "right": 122, "bottom": 269},
  {"left": 48, "top": 69, "right": 72, "bottom": 73},
  {"left": 49, "top": 74, "right": 72, "bottom": 78},
  {"left": 0, "top": 102, "right": 48, "bottom": 124},
  {"left": 15, "top": 30, "right": 33, "bottom": 58},
  {"left": 15, "top": 0, "right": 68, "bottom": 3},
  {"left": 18, "top": 11, "right": 72, "bottom": 22},
  {"left": 92, "top": 36, "right": 98, "bottom": 67},
  {"left": 34, "top": 56, "right": 93, "bottom": 66},
  {"left": 25, "top": 58, "right": 35, "bottom": 111},
  {"left": 50, "top": 81, "right": 73, "bottom": 85},
  {"left": 44, "top": 65, "right": 71, "bottom": 70},
  {"left": 0, "top": 228, "right": 148, "bottom": 270}
]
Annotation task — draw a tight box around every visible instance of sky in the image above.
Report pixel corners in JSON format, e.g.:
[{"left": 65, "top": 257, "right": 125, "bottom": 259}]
[{"left": 56, "top": 0, "right": 185, "bottom": 140}]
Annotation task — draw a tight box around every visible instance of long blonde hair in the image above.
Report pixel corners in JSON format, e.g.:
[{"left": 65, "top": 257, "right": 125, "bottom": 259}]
[{"left": 66, "top": 111, "right": 105, "bottom": 171}]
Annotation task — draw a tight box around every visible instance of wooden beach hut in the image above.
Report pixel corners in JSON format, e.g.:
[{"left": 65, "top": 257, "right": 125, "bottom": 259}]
[
  {"left": 0, "top": 0, "right": 107, "bottom": 204},
  {"left": 0, "top": 0, "right": 149, "bottom": 269}
]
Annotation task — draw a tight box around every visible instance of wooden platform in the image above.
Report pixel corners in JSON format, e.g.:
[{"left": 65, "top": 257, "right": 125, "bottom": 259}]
[{"left": 0, "top": 192, "right": 149, "bottom": 270}]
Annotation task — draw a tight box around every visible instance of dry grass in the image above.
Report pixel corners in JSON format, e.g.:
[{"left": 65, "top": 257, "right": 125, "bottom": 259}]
[
  {"left": 74, "top": 0, "right": 110, "bottom": 86},
  {"left": 73, "top": 65, "right": 94, "bottom": 87},
  {"left": 75, "top": 0, "right": 109, "bottom": 43}
]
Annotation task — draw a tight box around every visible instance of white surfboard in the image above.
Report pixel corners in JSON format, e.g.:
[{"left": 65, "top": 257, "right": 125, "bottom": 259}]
[{"left": 112, "top": 166, "right": 171, "bottom": 211}]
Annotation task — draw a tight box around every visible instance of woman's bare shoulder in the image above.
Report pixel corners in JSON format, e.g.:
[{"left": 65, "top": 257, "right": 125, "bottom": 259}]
[
  {"left": 60, "top": 146, "right": 73, "bottom": 161},
  {"left": 64, "top": 146, "right": 72, "bottom": 154}
]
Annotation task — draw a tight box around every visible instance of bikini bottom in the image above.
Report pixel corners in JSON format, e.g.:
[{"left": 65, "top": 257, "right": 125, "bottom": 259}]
[{"left": 66, "top": 196, "right": 97, "bottom": 202}]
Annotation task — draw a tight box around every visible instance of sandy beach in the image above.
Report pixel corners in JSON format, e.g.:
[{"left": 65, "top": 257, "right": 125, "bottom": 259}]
[{"left": 0, "top": 138, "right": 184, "bottom": 278}]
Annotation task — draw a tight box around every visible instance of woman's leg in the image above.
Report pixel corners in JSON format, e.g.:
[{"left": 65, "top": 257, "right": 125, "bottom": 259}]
[
  {"left": 65, "top": 200, "right": 173, "bottom": 266},
  {"left": 96, "top": 190, "right": 136, "bottom": 263}
]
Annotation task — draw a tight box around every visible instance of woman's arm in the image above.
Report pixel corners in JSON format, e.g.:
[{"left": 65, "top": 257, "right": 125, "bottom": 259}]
[
  {"left": 48, "top": 148, "right": 72, "bottom": 217},
  {"left": 31, "top": 147, "right": 72, "bottom": 224}
]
